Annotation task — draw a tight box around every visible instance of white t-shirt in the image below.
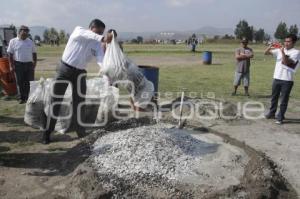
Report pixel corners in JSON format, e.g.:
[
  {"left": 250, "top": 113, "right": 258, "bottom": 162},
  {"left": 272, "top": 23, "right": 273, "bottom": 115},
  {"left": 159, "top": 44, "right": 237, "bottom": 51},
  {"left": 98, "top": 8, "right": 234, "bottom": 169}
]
[
  {"left": 7, "top": 37, "right": 36, "bottom": 62},
  {"left": 271, "top": 48, "right": 300, "bottom": 81},
  {"left": 62, "top": 26, "right": 104, "bottom": 69}
]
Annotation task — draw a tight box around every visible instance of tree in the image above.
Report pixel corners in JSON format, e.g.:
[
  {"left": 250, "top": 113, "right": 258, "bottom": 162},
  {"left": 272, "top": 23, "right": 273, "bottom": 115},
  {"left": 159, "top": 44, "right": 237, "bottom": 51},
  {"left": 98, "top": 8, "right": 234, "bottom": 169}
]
[
  {"left": 213, "top": 35, "right": 220, "bottom": 40},
  {"left": 234, "top": 20, "right": 253, "bottom": 41},
  {"left": 66, "top": 33, "right": 70, "bottom": 42},
  {"left": 264, "top": 33, "right": 271, "bottom": 42},
  {"left": 47, "top": 27, "right": 59, "bottom": 46},
  {"left": 222, "top": 34, "right": 233, "bottom": 39},
  {"left": 9, "top": 24, "right": 17, "bottom": 37},
  {"left": 49, "top": 27, "right": 58, "bottom": 36},
  {"left": 59, "top": 30, "right": 67, "bottom": 44},
  {"left": 43, "top": 29, "right": 50, "bottom": 43},
  {"left": 289, "top": 24, "right": 298, "bottom": 35},
  {"left": 274, "top": 22, "right": 288, "bottom": 40},
  {"left": 34, "top": 35, "right": 41, "bottom": 41},
  {"left": 137, "top": 36, "right": 143, "bottom": 44},
  {"left": 253, "top": 28, "right": 265, "bottom": 43},
  {"left": 131, "top": 38, "right": 138, "bottom": 44},
  {"left": 28, "top": 34, "right": 33, "bottom": 40}
]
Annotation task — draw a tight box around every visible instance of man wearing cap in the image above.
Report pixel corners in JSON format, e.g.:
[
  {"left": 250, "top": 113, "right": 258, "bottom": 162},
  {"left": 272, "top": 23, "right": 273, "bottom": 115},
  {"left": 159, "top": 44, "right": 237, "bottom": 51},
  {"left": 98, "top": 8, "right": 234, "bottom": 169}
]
[
  {"left": 232, "top": 38, "right": 253, "bottom": 96},
  {"left": 7, "top": 25, "right": 37, "bottom": 104}
]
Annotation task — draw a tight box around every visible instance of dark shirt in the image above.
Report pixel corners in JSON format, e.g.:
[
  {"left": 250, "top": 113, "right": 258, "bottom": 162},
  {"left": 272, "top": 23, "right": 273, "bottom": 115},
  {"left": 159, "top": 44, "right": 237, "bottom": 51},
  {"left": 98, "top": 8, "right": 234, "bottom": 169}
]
[{"left": 235, "top": 47, "right": 253, "bottom": 73}]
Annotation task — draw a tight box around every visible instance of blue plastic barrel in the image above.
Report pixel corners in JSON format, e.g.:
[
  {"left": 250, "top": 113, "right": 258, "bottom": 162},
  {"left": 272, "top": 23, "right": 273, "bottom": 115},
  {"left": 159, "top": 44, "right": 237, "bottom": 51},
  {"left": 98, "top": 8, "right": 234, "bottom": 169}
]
[
  {"left": 202, "top": 51, "right": 212, "bottom": 65},
  {"left": 139, "top": 65, "right": 159, "bottom": 93}
]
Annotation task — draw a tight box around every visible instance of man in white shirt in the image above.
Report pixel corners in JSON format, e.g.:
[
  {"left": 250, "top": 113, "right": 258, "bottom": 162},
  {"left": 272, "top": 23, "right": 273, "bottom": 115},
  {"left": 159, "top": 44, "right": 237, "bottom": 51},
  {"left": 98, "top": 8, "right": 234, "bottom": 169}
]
[
  {"left": 43, "top": 19, "right": 113, "bottom": 144},
  {"left": 264, "top": 34, "right": 300, "bottom": 124},
  {"left": 7, "top": 25, "right": 37, "bottom": 104}
]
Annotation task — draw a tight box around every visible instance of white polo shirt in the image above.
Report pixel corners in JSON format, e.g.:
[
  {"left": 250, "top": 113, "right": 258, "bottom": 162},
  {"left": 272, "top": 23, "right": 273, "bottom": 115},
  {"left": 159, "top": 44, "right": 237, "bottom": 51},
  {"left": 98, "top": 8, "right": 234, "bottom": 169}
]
[
  {"left": 271, "top": 48, "right": 300, "bottom": 81},
  {"left": 7, "top": 37, "right": 36, "bottom": 62},
  {"left": 62, "top": 26, "right": 104, "bottom": 69}
]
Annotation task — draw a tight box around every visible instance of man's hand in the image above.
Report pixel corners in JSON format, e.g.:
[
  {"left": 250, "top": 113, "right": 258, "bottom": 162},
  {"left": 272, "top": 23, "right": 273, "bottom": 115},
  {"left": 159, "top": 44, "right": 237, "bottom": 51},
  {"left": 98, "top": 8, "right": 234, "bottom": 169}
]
[
  {"left": 104, "top": 32, "right": 113, "bottom": 44},
  {"left": 10, "top": 65, "right": 15, "bottom": 72},
  {"left": 264, "top": 43, "right": 275, "bottom": 55}
]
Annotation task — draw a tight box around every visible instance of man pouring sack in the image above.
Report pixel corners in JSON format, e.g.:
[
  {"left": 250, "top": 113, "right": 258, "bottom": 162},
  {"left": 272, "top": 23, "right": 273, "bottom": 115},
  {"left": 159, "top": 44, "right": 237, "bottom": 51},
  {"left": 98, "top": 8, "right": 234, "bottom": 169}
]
[
  {"left": 100, "top": 29, "right": 154, "bottom": 112},
  {"left": 42, "top": 19, "right": 113, "bottom": 144}
]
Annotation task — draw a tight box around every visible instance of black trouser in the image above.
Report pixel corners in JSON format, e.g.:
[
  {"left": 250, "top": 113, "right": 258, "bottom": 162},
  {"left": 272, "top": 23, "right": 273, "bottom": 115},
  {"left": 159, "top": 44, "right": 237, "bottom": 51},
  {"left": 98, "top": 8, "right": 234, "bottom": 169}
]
[
  {"left": 45, "top": 62, "right": 87, "bottom": 135},
  {"left": 269, "top": 79, "right": 294, "bottom": 121},
  {"left": 14, "top": 61, "right": 34, "bottom": 101}
]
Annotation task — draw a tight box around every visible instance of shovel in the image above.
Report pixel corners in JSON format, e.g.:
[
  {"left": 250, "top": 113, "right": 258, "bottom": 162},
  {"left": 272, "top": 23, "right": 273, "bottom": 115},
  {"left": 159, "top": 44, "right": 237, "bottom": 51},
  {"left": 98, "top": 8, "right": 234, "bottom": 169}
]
[{"left": 177, "top": 91, "right": 185, "bottom": 129}]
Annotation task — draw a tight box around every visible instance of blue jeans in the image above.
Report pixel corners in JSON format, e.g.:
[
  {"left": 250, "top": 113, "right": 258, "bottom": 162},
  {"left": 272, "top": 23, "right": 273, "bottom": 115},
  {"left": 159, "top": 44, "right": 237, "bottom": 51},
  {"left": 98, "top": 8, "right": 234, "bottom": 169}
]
[{"left": 269, "top": 79, "right": 294, "bottom": 121}]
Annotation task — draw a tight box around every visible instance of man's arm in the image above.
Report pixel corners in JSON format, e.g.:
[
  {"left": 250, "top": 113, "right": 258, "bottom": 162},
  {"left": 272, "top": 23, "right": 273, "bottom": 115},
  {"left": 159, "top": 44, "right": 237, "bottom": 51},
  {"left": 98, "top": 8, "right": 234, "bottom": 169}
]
[
  {"left": 264, "top": 44, "right": 274, "bottom": 55},
  {"left": 33, "top": 53, "right": 37, "bottom": 68},
  {"left": 74, "top": 26, "right": 103, "bottom": 42},
  {"left": 6, "top": 40, "right": 15, "bottom": 71},
  {"left": 32, "top": 41, "right": 37, "bottom": 68},
  {"left": 248, "top": 49, "right": 254, "bottom": 58},
  {"left": 235, "top": 50, "right": 248, "bottom": 60},
  {"left": 8, "top": 53, "right": 14, "bottom": 71},
  {"left": 281, "top": 48, "right": 298, "bottom": 69}
]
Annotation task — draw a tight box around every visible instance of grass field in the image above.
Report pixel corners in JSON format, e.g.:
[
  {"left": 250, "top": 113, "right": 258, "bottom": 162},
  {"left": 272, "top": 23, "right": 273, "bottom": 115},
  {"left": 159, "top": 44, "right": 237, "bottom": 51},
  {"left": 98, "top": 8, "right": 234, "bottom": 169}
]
[
  {"left": 3, "top": 42, "right": 300, "bottom": 117},
  {"left": 35, "top": 43, "right": 300, "bottom": 103}
]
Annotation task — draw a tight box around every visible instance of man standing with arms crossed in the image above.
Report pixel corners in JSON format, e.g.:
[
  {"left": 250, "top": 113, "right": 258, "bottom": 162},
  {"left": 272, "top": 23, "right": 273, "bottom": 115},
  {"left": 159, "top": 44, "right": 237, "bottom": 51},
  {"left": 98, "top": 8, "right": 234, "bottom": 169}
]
[
  {"left": 264, "top": 34, "right": 300, "bottom": 124},
  {"left": 43, "top": 19, "right": 113, "bottom": 144},
  {"left": 7, "top": 25, "right": 37, "bottom": 104},
  {"left": 232, "top": 38, "right": 254, "bottom": 96}
]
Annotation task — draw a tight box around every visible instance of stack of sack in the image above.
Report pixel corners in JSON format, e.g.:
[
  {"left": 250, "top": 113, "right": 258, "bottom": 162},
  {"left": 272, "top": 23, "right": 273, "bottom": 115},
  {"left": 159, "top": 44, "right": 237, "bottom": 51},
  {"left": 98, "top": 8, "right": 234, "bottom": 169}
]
[{"left": 24, "top": 77, "right": 119, "bottom": 133}]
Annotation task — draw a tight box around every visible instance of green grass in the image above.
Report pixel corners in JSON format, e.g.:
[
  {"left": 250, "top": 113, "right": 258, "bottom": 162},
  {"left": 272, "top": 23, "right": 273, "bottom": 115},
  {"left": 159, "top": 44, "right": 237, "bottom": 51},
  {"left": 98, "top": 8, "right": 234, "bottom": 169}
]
[
  {"left": 32, "top": 43, "right": 300, "bottom": 102},
  {"left": 36, "top": 45, "right": 65, "bottom": 57},
  {"left": 123, "top": 43, "right": 300, "bottom": 102},
  {"left": 2, "top": 42, "right": 300, "bottom": 117}
]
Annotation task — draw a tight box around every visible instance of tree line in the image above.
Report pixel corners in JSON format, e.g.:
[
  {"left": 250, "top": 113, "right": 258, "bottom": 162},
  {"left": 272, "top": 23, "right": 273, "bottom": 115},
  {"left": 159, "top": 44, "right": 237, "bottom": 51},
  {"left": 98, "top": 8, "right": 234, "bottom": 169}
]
[
  {"left": 5, "top": 21, "right": 299, "bottom": 45},
  {"left": 42, "top": 28, "right": 69, "bottom": 45},
  {"left": 234, "top": 20, "right": 299, "bottom": 42}
]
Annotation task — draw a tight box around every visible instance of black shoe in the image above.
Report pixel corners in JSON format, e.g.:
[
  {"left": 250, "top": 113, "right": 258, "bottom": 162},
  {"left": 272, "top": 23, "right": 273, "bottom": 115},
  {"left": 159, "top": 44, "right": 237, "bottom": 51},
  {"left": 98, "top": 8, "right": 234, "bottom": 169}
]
[
  {"left": 275, "top": 115, "right": 285, "bottom": 120},
  {"left": 42, "top": 131, "right": 51, "bottom": 144},
  {"left": 265, "top": 113, "right": 275, "bottom": 119},
  {"left": 275, "top": 120, "right": 283, "bottom": 125},
  {"left": 76, "top": 131, "right": 87, "bottom": 139},
  {"left": 19, "top": 100, "right": 26, "bottom": 104},
  {"left": 245, "top": 92, "right": 250, "bottom": 97}
]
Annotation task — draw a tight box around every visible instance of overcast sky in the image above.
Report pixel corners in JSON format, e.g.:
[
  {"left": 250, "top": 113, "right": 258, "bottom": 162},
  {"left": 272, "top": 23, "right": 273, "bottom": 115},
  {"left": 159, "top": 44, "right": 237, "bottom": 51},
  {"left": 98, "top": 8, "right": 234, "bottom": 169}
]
[{"left": 1, "top": 0, "right": 300, "bottom": 33}]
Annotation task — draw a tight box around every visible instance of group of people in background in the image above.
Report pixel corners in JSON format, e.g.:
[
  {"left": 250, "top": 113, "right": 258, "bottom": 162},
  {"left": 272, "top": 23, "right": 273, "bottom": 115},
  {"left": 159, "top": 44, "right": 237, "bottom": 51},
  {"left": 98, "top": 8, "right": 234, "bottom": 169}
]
[{"left": 232, "top": 34, "right": 300, "bottom": 124}]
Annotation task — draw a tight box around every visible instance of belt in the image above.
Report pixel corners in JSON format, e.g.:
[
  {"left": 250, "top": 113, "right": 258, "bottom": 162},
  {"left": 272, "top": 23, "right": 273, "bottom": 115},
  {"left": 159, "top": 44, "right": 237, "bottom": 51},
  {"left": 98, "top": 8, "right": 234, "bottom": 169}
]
[
  {"left": 14, "top": 61, "right": 33, "bottom": 64},
  {"left": 61, "top": 61, "right": 85, "bottom": 71}
]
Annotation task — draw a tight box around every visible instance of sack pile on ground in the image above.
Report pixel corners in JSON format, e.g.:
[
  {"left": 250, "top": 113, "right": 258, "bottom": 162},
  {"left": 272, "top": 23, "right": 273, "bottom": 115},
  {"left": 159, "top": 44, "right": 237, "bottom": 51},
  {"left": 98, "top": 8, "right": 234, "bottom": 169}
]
[{"left": 24, "top": 77, "right": 119, "bottom": 133}]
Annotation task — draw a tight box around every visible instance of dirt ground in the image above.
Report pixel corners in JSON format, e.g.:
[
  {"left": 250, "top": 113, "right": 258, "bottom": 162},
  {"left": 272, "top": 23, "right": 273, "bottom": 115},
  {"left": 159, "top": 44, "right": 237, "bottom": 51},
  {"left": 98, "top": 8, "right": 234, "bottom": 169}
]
[
  {"left": 0, "top": 56, "right": 299, "bottom": 198},
  {"left": 0, "top": 97, "right": 299, "bottom": 198}
]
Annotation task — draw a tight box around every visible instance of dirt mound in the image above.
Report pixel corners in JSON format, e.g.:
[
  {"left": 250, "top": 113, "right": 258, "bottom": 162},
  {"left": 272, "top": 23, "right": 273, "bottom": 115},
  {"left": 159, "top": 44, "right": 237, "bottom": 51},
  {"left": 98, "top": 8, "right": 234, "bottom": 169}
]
[{"left": 59, "top": 118, "right": 296, "bottom": 199}]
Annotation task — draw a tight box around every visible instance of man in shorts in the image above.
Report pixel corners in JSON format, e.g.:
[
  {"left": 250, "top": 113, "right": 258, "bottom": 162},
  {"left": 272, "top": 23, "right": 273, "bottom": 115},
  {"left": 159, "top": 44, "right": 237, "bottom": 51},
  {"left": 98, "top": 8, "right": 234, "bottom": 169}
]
[{"left": 232, "top": 38, "right": 254, "bottom": 96}]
